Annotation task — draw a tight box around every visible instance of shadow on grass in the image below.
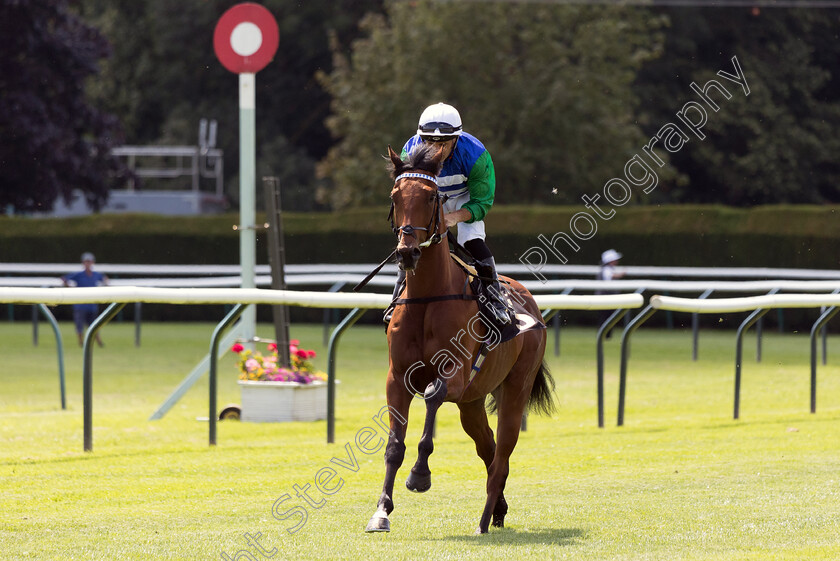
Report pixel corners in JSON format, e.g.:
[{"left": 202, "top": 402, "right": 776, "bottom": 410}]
[{"left": 440, "top": 527, "right": 584, "bottom": 546}]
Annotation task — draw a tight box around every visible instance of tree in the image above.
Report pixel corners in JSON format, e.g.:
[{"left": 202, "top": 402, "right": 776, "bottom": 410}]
[
  {"left": 0, "top": 0, "right": 126, "bottom": 212},
  {"left": 316, "top": 0, "right": 669, "bottom": 209},
  {"left": 80, "top": 0, "right": 383, "bottom": 211},
  {"left": 634, "top": 6, "right": 840, "bottom": 205}
]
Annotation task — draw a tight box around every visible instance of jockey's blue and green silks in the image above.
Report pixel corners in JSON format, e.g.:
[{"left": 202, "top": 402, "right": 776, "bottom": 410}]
[{"left": 402, "top": 132, "right": 495, "bottom": 223}]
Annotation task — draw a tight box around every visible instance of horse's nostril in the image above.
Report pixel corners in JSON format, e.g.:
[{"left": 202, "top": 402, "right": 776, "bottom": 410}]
[{"left": 396, "top": 245, "right": 420, "bottom": 272}]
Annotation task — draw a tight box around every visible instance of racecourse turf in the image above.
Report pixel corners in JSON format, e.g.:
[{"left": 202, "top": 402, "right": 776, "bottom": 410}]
[{"left": 1, "top": 319, "right": 838, "bottom": 560}]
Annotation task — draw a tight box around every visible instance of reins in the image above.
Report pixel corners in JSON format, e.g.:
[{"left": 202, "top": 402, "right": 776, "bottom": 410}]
[{"left": 352, "top": 249, "right": 397, "bottom": 292}]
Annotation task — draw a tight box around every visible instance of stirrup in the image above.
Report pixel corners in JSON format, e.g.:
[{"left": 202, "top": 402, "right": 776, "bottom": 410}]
[
  {"left": 487, "top": 298, "right": 512, "bottom": 325},
  {"left": 489, "top": 304, "right": 512, "bottom": 325}
]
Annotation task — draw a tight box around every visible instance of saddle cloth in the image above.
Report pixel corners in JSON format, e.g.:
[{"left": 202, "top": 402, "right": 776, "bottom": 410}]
[{"left": 449, "top": 252, "right": 546, "bottom": 344}]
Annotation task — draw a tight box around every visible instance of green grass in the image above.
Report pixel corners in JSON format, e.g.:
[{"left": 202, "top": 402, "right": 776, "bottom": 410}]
[{"left": 1, "top": 321, "right": 839, "bottom": 560}]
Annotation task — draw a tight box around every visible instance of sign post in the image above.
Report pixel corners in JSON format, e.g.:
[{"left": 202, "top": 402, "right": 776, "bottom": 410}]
[{"left": 213, "top": 3, "right": 279, "bottom": 343}]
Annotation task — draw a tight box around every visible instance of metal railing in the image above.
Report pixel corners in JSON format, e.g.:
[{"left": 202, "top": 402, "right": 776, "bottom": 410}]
[{"left": 0, "top": 287, "right": 643, "bottom": 451}]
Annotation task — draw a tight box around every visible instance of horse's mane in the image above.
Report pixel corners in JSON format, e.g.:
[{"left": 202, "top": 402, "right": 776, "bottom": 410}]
[{"left": 386, "top": 143, "right": 444, "bottom": 180}]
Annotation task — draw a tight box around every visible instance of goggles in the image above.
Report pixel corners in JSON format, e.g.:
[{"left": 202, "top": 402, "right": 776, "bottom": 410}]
[{"left": 418, "top": 122, "right": 462, "bottom": 135}]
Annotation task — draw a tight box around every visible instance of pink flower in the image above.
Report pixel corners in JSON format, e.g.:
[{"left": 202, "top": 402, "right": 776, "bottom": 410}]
[
  {"left": 245, "top": 358, "right": 260, "bottom": 372},
  {"left": 231, "top": 343, "right": 244, "bottom": 353},
  {"left": 289, "top": 345, "right": 298, "bottom": 355},
  {"left": 290, "top": 339, "right": 300, "bottom": 346},
  {"left": 267, "top": 343, "right": 277, "bottom": 352}
]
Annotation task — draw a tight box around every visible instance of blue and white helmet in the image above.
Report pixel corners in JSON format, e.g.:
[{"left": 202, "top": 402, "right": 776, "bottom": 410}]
[{"left": 417, "top": 103, "right": 462, "bottom": 142}]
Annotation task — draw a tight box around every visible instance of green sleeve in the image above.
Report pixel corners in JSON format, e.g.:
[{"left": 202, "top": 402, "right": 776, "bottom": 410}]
[{"left": 462, "top": 151, "right": 495, "bottom": 223}]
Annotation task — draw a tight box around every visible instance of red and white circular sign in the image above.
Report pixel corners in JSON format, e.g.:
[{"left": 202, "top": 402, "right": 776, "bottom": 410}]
[{"left": 213, "top": 3, "right": 279, "bottom": 74}]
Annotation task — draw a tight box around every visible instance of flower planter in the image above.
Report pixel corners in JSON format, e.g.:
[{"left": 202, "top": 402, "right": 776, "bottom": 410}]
[{"left": 238, "top": 380, "right": 328, "bottom": 422}]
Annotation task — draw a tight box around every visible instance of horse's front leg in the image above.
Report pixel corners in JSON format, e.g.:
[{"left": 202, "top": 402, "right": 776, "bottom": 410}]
[
  {"left": 365, "top": 381, "right": 411, "bottom": 533},
  {"left": 405, "top": 380, "right": 447, "bottom": 493}
]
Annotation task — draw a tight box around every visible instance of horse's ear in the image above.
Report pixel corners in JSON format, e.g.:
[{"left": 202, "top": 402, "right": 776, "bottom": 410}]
[
  {"left": 387, "top": 145, "right": 402, "bottom": 168},
  {"left": 432, "top": 145, "right": 447, "bottom": 164}
]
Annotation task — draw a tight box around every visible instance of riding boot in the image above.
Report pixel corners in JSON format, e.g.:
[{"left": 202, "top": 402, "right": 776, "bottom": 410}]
[
  {"left": 473, "top": 257, "right": 513, "bottom": 325},
  {"left": 383, "top": 269, "right": 407, "bottom": 324}
]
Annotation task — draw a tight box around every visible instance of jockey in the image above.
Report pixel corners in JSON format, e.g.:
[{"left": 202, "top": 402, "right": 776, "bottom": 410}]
[{"left": 384, "top": 102, "right": 512, "bottom": 325}]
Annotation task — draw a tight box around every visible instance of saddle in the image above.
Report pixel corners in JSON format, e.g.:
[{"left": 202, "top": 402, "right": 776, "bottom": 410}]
[{"left": 446, "top": 231, "right": 546, "bottom": 345}]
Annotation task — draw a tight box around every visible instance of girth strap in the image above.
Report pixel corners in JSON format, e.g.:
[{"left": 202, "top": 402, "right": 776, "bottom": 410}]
[{"left": 393, "top": 293, "right": 479, "bottom": 305}]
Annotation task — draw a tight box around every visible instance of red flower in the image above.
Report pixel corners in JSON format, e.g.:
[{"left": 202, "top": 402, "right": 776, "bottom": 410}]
[
  {"left": 267, "top": 343, "right": 277, "bottom": 352},
  {"left": 231, "top": 343, "right": 244, "bottom": 353},
  {"left": 295, "top": 349, "right": 309, "bottom": 359},
  {"left": 290, "top": 339, "right": 300, "bottom": 346},
  {"left": 307, "top": 350, "right": 317, "bottom": 359}
]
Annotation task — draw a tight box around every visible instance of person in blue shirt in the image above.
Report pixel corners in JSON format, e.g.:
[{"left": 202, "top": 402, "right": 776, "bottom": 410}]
[
  {"left": 384, "top": 102, "right": 512, "bottom": 325},
  {"left": 62, "top": 252, "right": 109, "bottom": 347}
]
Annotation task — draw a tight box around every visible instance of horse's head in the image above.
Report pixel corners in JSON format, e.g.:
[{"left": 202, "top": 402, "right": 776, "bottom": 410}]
[{"left": 386, "top": 144, "right": 447, "bottom": 271}]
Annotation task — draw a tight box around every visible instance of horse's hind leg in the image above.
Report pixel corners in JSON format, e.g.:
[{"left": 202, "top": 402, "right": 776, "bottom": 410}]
[
  {"left": 477, "top": 387, "right": 529, "bottom": 534},
  {"left": 458, "top": 398, "right": 508, "bottom": 528},
  {"left": 405, "top": 380, "right": 447, "bottom": 493}
]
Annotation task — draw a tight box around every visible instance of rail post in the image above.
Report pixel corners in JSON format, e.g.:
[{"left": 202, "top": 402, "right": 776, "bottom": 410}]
[
  {"left": 692, "top": 289, "right": 713, "bottom": 361},
  {"left": 327, "top": 308, "right": 366, "bottom": 444},
  {"left": 209, "top": 304, "right": 246, "bottom": 446},
  {"left": 617, "top": 304, "right": 657, "bottom": 427},
  {"left": 809, "top": 305, "right": 839, "bottom": 414},
  {"left": 596, "top": 308, "right": 629, "bottom": 428},
  {"left": 733, "top": 308, "right": 770, "bottom": 420},
  {"left": 323, "top": 281, "right": 347, "bottom": 347},
  {"left": 38, "top": 304, "right": 66, "bottom": 410},
  {"left": 83, "top": 302, "right": 127, "bottom": 452}
]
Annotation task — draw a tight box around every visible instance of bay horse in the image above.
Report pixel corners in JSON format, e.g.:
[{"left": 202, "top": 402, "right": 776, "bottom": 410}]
[{"left": 365, "top": 143, "right": 554, "bottom": 535}]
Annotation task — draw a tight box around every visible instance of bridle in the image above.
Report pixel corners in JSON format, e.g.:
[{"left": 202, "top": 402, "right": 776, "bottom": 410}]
[
  {"left": 350, "top": 171, "right": 450, "bottom": 292},
  {"left": 389, "top": 172, "right": 449, "bottom": 249}
]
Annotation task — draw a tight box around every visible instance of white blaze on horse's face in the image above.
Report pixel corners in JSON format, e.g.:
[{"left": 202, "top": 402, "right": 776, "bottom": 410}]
[{"left": 393, "top": 180, "right": 439, "bottom": 272}]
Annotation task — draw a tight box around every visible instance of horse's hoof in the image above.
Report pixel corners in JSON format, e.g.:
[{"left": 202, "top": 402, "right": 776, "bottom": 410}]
[
  {"left": 365, "top": 511, "right": 391, "bottom": 533},
  {"left": 475, "top": 526, "right": 489, "bottom": 535},
  {"left": 405, "top": 470, "right": 431, "bottom": 493},
  {"left": 492, "top": 517, "right": 504, "bottom": 528}
]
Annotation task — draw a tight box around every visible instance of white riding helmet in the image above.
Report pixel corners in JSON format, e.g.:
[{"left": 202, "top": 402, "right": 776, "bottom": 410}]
[
  {"left": 417, "top": 103, "right": 462, "bottom": 142},
  {"left": 601, "top": 249, "right": 622, "bottom": 265}
]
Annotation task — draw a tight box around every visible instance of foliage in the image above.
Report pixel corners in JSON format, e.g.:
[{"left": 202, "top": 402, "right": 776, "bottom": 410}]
[
  {"left": 317, "top": 0, "right": 669, "bottom": 208},
  {"left": 0, "top": 0, "right": 128, "bottom": 212},
  {"left": 232, "top": 339, "right": 325, "bottom": 383},
  {"left": 79, "top": 0, "right": 383, "bottom": 211},
  {"left": 635, "top": 7, "right": 840, "bottom": 205},
  {"left": 12, "top": 1, "right": 840, "bottom": 213}
]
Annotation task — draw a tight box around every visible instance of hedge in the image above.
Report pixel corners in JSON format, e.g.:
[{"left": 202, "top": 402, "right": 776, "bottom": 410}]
[{"left": 1, "top": 205, "right": 838, "bottom": 270}]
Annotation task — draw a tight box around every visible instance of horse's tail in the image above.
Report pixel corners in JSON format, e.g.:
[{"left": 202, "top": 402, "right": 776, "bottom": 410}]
[
  {"left": 528, "top": 361, "right": 556, "bottom": 416},
  {"left": 486, "top": 361, "right": 556, "bottom": 416}
]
